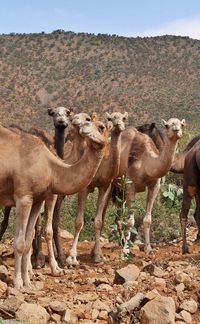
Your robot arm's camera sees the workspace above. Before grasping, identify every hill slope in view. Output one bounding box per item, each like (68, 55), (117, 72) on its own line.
(1, 31), (200, 131)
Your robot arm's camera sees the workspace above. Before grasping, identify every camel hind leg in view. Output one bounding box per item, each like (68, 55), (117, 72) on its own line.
(14, 196), (32, 289)
(143, 179), (161, 254)
(66, 189), (88, 266)
(44, 194), (63, 276)
(0, 207), (12, 240)
(92, 184), (112, 263)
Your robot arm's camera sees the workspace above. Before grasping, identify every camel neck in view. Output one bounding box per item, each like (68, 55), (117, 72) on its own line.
(103, 130), (121, 179)
(170, 151), (186, 173)
(51, 144), (104, 195)
(65, 130), (86, 163)
(145, 136), (177, 178)
(54, 127), (65, 158)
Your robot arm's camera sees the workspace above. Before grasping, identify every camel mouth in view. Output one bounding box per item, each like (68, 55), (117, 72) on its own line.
(80, 128), (105, 146)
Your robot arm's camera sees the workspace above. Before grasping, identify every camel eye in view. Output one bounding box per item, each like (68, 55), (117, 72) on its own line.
(122, 117), (126, 122)
(107, 118), (111, 121)
(86, 117), (91, 122)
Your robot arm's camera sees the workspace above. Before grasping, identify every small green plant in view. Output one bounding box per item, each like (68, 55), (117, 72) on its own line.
(109, 175), (137, 261)
(162, 183), (183, 208)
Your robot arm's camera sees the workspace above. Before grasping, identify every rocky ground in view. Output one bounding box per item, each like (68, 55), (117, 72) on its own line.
(0, 227), (200, 324)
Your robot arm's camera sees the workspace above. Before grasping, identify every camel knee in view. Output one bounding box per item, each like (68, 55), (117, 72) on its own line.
(45, 228), (53, 241)
(94, 218), (102, 231)
(14, 238), (25, 255)
(75, 218), (84, 232)
(143, 214), (151, 227)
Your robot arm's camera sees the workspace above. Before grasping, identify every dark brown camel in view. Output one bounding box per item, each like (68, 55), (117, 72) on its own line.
(180, 140), (200, 254)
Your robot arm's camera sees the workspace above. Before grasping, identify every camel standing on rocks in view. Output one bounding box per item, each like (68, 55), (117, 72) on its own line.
(0, 119), (107, 288)
(0, 106), (71, 242)
(110, 118), (185, 254)
(66, 112), (128, 265)
(179, 140), (200, 254)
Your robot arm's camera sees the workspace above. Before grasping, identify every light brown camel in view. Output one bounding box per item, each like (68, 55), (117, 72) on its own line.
(66, 112), (128, 265)
(0, 119), (107, 288)
(113, 118), (185, 254)
(0, 106), (71, 242)
(66, 118), (185, 264)
(32, 112), (96, 267)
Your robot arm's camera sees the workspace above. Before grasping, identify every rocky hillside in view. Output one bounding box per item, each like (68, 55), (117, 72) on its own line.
(1, 31), (200, 132)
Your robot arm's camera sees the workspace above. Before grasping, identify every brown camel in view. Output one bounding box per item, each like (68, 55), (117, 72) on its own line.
(179, 140), (200, 254)
(0, 106), (71, 242)
(33, 112), (96, 267)
(66, 112), (128, 265)
(111, 118), (185, 254)
(0, 119), (107, 288)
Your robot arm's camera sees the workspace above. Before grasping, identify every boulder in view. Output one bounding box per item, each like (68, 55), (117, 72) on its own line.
(15, 302), (49, 324)
(180, 299), (198, 314)
(114, 264), (140, 284)
(140, 296), (175, 324)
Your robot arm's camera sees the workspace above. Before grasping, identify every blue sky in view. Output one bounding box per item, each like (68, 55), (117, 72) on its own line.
(1, 0), (200, 39)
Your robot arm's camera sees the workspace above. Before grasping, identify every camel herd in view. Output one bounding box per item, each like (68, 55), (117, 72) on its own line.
(0, 107), (198, 290)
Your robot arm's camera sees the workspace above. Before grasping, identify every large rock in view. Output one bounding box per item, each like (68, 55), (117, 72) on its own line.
(1, 295), (25, 313)
(179, 298), (198, 314)
(0, 264), (9, 282)
(114, 264), (140, 284)
(0, 279), (7, 296)
(15, 303), (49, 324)
(49, 300), (66, 314)
(140, 296), (175, 324)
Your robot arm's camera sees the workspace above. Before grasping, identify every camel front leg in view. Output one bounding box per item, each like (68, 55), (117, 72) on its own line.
(22, 200), (44, 288)
(66, 189), (88, 266)
(93, 184), (112, 263)
(14, 196), (32, 289)
(180, 188), (193, 254)
(44, 195), (63, 276)
(143, 179), (161, 254)
(52, 195), (65, 267)
(32, 214), (45, 269)
(193, 192), (200, 241)
(0, 206), (11, 240)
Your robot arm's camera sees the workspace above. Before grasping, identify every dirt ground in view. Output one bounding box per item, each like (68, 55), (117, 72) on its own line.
(0, 227), (200, 323)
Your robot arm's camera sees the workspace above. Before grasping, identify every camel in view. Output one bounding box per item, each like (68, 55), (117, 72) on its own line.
(0, 106), (71, 242)
(0, 119), (107, 288)
(110, 118), (185, 254)
(179, 140), (200, 254)
(66, 112), (128, 265)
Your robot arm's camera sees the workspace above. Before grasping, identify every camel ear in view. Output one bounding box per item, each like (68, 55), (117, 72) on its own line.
(150, 123), (156, 131)
(91, 112), (98, 122)
(68, 108), (74, 116)
(181, 119), (186, 127)
(123, 112), (128, 121)
(162, 119), (168, 127)
(106, 112), (112, 121)
(48, 108), (55, 116)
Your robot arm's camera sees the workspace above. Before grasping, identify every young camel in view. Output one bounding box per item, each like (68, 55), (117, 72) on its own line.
(0, 119), (107, 288)
(66, 112), (128, 265)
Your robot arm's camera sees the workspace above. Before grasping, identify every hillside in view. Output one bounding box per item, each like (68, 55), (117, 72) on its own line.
(1, 31), (200, 131)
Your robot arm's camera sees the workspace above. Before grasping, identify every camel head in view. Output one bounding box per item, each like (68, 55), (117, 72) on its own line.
(79, 120), (107, 149)
(162, 118), (186, 141)
(105, 112), (128, 133)
(71, 113), (92, 128)
(48, 107), (73, 129)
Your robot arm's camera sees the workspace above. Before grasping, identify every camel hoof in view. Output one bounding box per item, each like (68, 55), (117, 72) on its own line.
(57, 255), (67, 268)
(93, 254), (105, 264)
(182, 246), (190, 254)
(32, 253), (46, 269)
(144, 245), (153, 255)
(13, 278), (24, 290)
(66, 256), (79, 266)
(51, 267), (64, 276)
